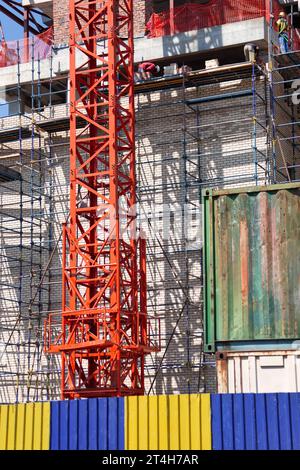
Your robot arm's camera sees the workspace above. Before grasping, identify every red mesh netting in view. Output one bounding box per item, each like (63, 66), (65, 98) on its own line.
(146, 1), (281, 38)
(0, 27), (53, 68)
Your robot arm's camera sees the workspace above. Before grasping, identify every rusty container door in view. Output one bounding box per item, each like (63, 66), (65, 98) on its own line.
(203, 183), (300, 352)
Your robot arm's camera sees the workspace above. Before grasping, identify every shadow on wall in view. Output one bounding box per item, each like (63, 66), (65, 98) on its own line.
(0, 204), (46, 403)
(0, 144), (70, 403)
(0, 176), (26, 404)
(136, 88), (204, 395)
(43, 132), (70, 401)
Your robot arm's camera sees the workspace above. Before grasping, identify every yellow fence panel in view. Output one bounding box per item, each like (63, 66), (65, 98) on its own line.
(125, 394), (211, 450)
(0, 402), (50, 450)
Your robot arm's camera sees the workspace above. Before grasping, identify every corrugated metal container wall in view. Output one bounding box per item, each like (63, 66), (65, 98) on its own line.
(0, 402), (50, 450)
(203, 183), (300, 352)
(216, 350), (300, 393)
(125, 394), (211, 450)
(50, 397), (124, 450)
(211, 393), (300, 450)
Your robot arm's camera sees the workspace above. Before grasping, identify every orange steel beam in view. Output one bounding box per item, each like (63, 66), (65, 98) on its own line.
(44, 0), (159, 399)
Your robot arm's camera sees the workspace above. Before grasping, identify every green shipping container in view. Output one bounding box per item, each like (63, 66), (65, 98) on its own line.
(203, 183), (300, 352)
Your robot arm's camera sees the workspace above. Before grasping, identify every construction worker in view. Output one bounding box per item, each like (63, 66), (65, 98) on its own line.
(276, 12), (290, 54)
(137, 62), (160, 80)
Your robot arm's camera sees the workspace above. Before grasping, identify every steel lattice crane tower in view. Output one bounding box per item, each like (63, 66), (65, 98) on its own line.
(45, 0), (159, 399)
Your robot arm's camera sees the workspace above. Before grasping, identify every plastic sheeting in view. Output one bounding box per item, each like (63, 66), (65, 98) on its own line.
(146, 1), (281, 38)
(0, 27), (53, 68)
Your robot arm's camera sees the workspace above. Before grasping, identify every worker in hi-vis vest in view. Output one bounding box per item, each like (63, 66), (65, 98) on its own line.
(276, 12), (290, 54)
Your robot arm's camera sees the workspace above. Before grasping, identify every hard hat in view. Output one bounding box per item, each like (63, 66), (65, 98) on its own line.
(279, 12), (286, 17)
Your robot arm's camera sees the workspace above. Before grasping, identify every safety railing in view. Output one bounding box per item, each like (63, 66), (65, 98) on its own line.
(44, 311), (161, 354)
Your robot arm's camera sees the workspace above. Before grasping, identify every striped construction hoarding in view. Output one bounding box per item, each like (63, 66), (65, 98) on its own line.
(0, 393), (299, 450)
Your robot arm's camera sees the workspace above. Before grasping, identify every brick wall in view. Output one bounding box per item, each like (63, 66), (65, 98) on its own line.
(53, 0), (69, 45)
(134, 0), (153, 38)
(52, 1), (153, 45)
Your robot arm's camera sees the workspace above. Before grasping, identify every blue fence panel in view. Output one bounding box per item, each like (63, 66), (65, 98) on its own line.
(69, 400), (78, 450)
(211, 393), (300, 450)
(290, 394), (300, 449)
(233, 394), (245, 450)
(255, 394), (268, 450)
(50, 401), (60, 450)
(50, 397), (124, 450)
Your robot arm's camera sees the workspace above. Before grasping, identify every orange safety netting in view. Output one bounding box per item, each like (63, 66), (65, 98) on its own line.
(0, 27), (53, 68)
(146, 0), (281, 38)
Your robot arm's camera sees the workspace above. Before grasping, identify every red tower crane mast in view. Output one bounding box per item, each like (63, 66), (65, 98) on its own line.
(45, 0), (160, 399)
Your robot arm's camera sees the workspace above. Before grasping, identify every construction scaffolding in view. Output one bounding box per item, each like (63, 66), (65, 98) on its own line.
(268, 1), (300, 182)
(0, 39), (68, 402)
(0, 0), (299, 402)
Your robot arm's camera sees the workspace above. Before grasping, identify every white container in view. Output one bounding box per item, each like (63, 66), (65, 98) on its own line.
(216, 350), (300, 393)
(205, 59), (219, 69)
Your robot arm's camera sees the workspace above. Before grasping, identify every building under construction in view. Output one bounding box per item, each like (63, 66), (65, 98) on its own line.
(0, 0), (299, 418)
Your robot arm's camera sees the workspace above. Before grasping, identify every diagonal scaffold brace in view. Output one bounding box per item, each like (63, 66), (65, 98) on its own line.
(44, 0), (160, 399)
